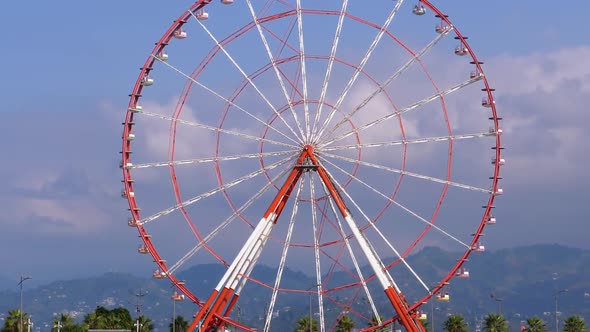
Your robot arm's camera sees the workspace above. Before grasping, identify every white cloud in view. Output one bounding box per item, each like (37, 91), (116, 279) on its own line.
(483, 46), (590, 185)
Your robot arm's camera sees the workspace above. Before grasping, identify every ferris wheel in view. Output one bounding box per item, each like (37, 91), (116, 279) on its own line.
(121, 0), (503, 331)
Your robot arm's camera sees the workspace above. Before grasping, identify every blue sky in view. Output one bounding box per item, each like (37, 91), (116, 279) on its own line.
(1, 0), (589, 286)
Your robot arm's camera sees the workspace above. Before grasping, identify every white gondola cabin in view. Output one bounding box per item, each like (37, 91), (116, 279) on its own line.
(435, 24), (450, 34)
(173, 29), (187, 39)
(155, 51), (169, 61)
(128, 218), (138, 227)
(455, 45), (468, 56)
(128, 105), (142, 113)
(127, 133), (136, 141)
(488, 127), (502, 135)
(221, 0), (234, 4)
(121, 190), (135, 198)
(138, 245), (150, 254)
(472, 242), (485, 252)
(482, 97), (494, 108)
(140, 76), (154, 86)
(486, 216), (497, 225)
(436, 292), (450, 301)
(120, 162), (133, 169)
(413, 4), (426, 15)
(470, 70), (483, 79)
(416, 311), (427, 320)
(172, 292), (186, 301)
(492, 158), (505, 166)
(455, 267), (470, 278)
(153, 270), (167, 279)
(196, 10), (209, 20)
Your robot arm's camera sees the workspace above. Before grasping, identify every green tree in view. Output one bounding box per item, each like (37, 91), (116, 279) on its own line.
(524, 317), (547, 332)
(51, 313), (84, 332)
(295, 316), (318, 332)
(136, 315), (154, 332)
(83, 306), (134, 330)
(367, 315), (388, 332)
(563, 316), (586, 332)
(443, 314), (468, 332)
(483, 313), (508, 332)
(169, 315), (189, 332)
(2, 309), (29, 332)
(336, 315), (355, 332)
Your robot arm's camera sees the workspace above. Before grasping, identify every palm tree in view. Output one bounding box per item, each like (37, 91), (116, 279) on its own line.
(336, 315), (355, 332)
(2, 309), (29, 332)
(52, 313), (77, 332)
(295, 316), (318, 332)
(563, 316), (586, 332)
(443, 314), (468, 332)
(524, 317), (547, 332)
(367, 315), (388, 332)
(169, 315), (189, 332)
(483, 313), (508, 332)
(137, 315), (154, 332)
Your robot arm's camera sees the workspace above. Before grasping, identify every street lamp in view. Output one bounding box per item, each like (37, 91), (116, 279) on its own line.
(307, 284), (320, 332)
(26, 318), (33, 332)
(490, 293), (504, 315)
(431, 299), (435, 332)
(54, 320), (63, 332)
(18, 275), (32, 332)
(172, 290), (185, 332)
(554, 289), (567, 332)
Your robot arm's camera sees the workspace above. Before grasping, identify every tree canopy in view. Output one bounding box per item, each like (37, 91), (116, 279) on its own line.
(443, 314), (468, 332)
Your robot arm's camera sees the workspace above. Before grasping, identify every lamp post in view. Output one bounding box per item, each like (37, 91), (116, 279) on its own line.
(554, 289), (567, 332)
(490, 293), (503, 315)
(307, 284), (320, 332)
(18, 275), (32, 332)
(54, 320), (63, 332)
(172, 290), (185, 332)
(26, 318), (32, 332)
(431, 299), (435, 332)
(133, 289), (147, 332)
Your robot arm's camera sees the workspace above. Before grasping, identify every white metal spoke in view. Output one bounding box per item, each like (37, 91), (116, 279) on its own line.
(167, 165), (293, 275)
(190, 11), (304, 144)
(317, 176), (382, 324)
(313, 0), (405, 143)
(319, 77), (482, 147)
(138, 155), (295, 225)
(320, 156), (471, 251)
(319, 165), (401, 292)
(312, 0), (348, 139)
(321, 151), (492, 194)
(326, 28), (453, 136)
(245, 1), (306, 141)
(139, 109), (298, 149)
(295, 0), (311, 142)
(309, 173), (326, 332)
(263, 179), (305, 332)
(321, 132), (494, 152)
(319, 163), (430, 293)
(130, 149), (297, 169)
(152, 56), (301, 146)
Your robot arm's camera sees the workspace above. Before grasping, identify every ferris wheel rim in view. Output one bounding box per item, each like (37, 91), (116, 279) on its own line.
(121, 1), (503, 331)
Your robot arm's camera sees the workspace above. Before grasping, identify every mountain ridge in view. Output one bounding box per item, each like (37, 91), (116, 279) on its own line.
(1, 244), (588, 331)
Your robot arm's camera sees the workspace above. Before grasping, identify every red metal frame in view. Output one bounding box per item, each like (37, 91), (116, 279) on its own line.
(121, 1), (503, 331)
(187, 145), (425, 332)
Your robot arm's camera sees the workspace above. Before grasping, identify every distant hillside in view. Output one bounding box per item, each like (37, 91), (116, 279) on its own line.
(0, 244), (588, 331)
